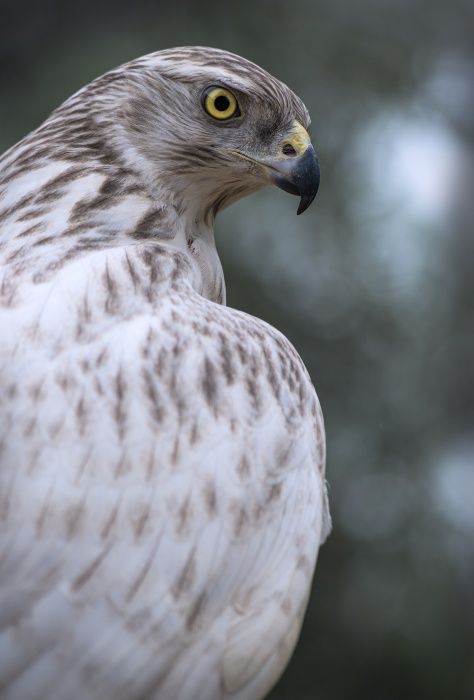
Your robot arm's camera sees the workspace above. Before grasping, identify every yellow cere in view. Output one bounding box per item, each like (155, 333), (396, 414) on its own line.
(204, 87), (238, 120)
(283, 121), (311, 157)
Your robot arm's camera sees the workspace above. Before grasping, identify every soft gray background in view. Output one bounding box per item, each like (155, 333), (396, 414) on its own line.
(1, 1), (473, 698)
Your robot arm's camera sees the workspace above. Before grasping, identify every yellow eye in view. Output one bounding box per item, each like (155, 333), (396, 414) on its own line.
(203, 87), (240, 120)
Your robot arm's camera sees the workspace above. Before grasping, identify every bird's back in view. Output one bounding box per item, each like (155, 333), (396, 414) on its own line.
(0, 238), (328, 700)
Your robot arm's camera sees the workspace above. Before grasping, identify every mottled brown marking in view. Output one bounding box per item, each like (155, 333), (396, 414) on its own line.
(130, 208), (165, 240)
(27, 380), (43, 403)
(275, 442), (292, 472)
(96, 347), (108, 367)
(317, 439), (324, 463)
(298, 382), (307, 415)
(133, 502), (152, 539)
(203, 481), (217, 517)
(61, 223), (94, 238)
(99, 176), (122, 197)
(64, 500), (86, 538)
(201, 356), (218, 412)
(186, 591), (207, 632)
(32, 235), (56, 247)
(189, 421), (199, 445)
(79, 294), (92, 326)
(0, 471), (14, 520)
(0, 275), (18, 307)
(0, 192), (33, 221)
(69, 188), (118, 222)
(219, 332), (235, 384)
(80, 358), (91, 373)
(17, 221), (47, 238)
(6, 382), (17, 399)
(126, 543), (158, 602)
(72, 546), (110, 591)
(75, 395), (86, 434)
(253, 501), (266, 523)
(171, 256), (183, 284)
(246, 376), (262, 414)
(171, 436), (180, 465)
(41, 165), (92, 193)
(154, 347), (167, 376)
(237, 342), (247, 364)
(278, 350), (288, 380)
(16, 207), (48, 223)
(124, 251), (139, 288)
(237, 455), (251, 480)
(56, 372), (70, 392)
(35, 483), (55, 536)
(172, 551), (196, 600)
(266, 482), (282, 503)
(141, 341), (150, 360)
(103, 263), (119, 314)
(263, 346), (280, 398)
(113, 368), (127, 440)
(142, 368), (164, 424)
(176, 496), (193, 535)
(101, 501), (120, 540)
(5, 245), (25, 263)
(171, 339), (183, 358)
(231, 501), (249, 538)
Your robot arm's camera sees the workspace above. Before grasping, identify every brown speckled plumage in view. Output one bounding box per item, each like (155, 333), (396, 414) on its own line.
(0, 47), (329, 700)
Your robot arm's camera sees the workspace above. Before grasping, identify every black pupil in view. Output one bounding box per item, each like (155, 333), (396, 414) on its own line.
(214, 95), (230, 112)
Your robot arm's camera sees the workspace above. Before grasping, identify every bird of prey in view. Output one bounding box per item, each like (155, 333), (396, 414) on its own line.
(0, 47), (330, 700)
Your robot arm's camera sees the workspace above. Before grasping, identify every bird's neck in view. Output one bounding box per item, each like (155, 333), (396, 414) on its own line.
(0, 140), (226, 305)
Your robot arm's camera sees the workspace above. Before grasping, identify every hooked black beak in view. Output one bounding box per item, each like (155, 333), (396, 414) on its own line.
(228, 121), (320, 214)
(270, 145), (320, 215)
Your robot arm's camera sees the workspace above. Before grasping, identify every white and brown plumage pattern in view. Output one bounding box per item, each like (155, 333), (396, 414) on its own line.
(0, 47), (330, 700)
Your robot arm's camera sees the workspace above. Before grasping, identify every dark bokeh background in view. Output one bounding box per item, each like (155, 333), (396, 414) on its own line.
(1, 1), (473, 698)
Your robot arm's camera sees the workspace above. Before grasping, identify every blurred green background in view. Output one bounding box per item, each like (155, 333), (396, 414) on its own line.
(1, 0), (473, 698)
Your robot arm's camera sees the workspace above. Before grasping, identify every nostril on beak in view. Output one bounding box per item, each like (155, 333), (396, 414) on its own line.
(281, 142), (297, 157)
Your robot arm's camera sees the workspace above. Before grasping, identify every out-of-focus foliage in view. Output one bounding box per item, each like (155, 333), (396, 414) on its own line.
(1, 1), (473, 698)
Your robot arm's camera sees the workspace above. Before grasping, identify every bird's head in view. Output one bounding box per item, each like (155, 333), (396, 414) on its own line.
(108, 47), (320, 221)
